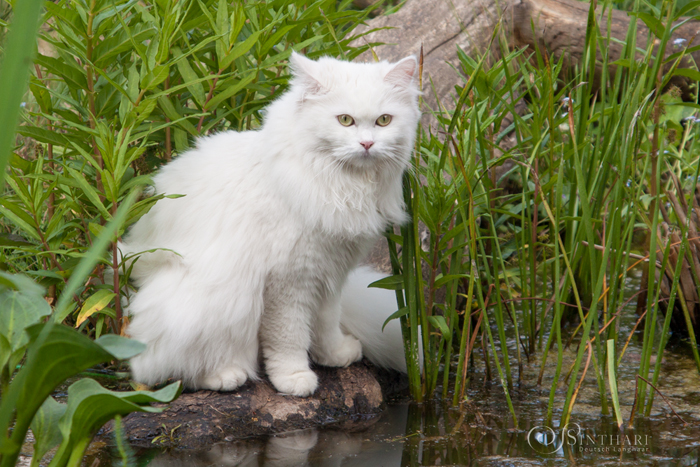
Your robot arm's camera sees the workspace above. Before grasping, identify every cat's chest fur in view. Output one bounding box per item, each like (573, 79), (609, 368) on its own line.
(264, 228), (373, 305)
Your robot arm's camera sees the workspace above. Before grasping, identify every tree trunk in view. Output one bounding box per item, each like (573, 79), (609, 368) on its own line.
(355, 0), (700, 113)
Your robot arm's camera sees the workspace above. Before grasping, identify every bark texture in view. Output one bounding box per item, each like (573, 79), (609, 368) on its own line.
(355, 0), (700, 114)
(102, 362), (406, 450)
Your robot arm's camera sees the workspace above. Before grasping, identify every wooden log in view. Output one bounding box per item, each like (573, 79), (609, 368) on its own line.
(101, 362), (406, 449)
(511, 0), (700, 100)
(355, 0), (700, 113)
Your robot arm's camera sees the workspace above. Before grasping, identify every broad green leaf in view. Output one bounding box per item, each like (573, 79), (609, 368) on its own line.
(0, 323), (115, 463)
(30, 397), (66, 464)
(50, 379), (180, 466)
(0, 289), (51, 353)
(672, 68), (700, 82)
(29, 80), (52, 113)
(95, 334), (146, 360)
(92, 0), (139, 33)
(0, 272), (44, 295)
(0, 334), (11, 384)
(633, 11), (665, 38)
(75, 290), (116, 327)
(174, 127), (188, 152)
(215, 0), (230, 66)
(156, 96), (198, 135)
(134, 97), (158, 125)
(433, 273), (470, 289)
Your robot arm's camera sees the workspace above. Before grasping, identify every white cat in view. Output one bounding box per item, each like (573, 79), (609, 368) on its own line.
(120, 52), (419, 396)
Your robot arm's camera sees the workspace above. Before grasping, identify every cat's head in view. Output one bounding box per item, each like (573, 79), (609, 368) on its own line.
(279, 52), (420, 173)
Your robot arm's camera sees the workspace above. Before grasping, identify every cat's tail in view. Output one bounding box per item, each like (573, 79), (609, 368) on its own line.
(340, 266), (407, 373)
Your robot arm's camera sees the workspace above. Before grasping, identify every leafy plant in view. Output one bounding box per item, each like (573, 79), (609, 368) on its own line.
(382, 0), (700, 428)
(0, 193), (181, 467)
(4, 0), (378, 336)
(0, 3), (180, 465)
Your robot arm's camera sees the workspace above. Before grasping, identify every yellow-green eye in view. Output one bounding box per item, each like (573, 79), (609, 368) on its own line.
(338, 114), (354, 126)
(376, 114), (392, 126)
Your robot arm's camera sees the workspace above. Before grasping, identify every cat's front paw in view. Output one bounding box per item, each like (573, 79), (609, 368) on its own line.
(198, 366), (248, 392)
(312, 334), (362, 368)
(269, 369), (318, 397)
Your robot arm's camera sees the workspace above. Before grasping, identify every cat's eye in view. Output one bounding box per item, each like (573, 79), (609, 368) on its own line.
(376, 114), (392, 127)
(338, 114), (355, 126)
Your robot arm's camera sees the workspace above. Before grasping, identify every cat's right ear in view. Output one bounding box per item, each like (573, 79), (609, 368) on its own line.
(290, 52), (325, 97)
(384, 56), (418, 89)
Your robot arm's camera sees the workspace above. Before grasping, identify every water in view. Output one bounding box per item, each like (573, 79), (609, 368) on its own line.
(88, 271), (700, 466)
(89, 345), (700, 466)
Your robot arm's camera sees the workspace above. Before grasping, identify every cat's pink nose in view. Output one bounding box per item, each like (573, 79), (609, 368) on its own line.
(360, 141), (374, 150)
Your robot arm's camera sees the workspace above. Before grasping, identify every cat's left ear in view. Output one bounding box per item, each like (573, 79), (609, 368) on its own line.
(384, 56), (418, 88)
(290, 52), (325, 96)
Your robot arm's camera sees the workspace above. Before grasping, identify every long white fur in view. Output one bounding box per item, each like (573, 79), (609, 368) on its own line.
(340, 267), (407, 373)
(120, 53), (420, 396)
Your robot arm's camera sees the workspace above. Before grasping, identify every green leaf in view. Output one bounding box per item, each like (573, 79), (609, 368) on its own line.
(672, 68), (700, 82)
(0, 233), (34, 247)
(215, 0), (230, 66)
(17, 126), (69, 147)
(95, 334), (146, 360)
(0, 272), (44, 295)
(75, 289), (116, 327)
(219, 31), (262, 70)
(382, 307), (408, 332)
(0, 323), (115, 463)
(64, 166), (112, 220)
(141, 64), (170, 90)
(29, 80), (52, 114)
(173, 48), (206, 106)
(428, 315), (451, 340)
(33, 54), (88, 91)
(368, 274), (405, 290)
(433, 273), (470, 289)
(50, 379), (180, 466)
(606, 340), (623, 428)
(674, 1), (700, 20)
(0, 198), (40, 241)
(633, 11), (665, 38)
(0, 0), (45, 186)
(0, 289), (51, 354)
(54, 189), (140, 321)
(30, 397), (66, 464)
(205, 72), (256, 110)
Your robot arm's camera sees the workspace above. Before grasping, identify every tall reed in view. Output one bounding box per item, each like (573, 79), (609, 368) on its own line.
(383, 0), (700, 427)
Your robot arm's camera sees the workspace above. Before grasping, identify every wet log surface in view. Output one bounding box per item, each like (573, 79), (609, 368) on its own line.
(101, 361), (407, 450)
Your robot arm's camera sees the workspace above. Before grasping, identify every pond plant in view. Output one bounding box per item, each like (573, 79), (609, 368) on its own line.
(1, 0), (700, 464)
(381, 0), (700, 431)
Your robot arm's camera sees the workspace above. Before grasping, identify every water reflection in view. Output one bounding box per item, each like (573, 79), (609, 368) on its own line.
(120, 398), (699, 466)
(140, 405), (407, 466)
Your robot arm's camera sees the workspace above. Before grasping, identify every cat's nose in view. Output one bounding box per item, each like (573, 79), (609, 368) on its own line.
(360, 141), (374, 150)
